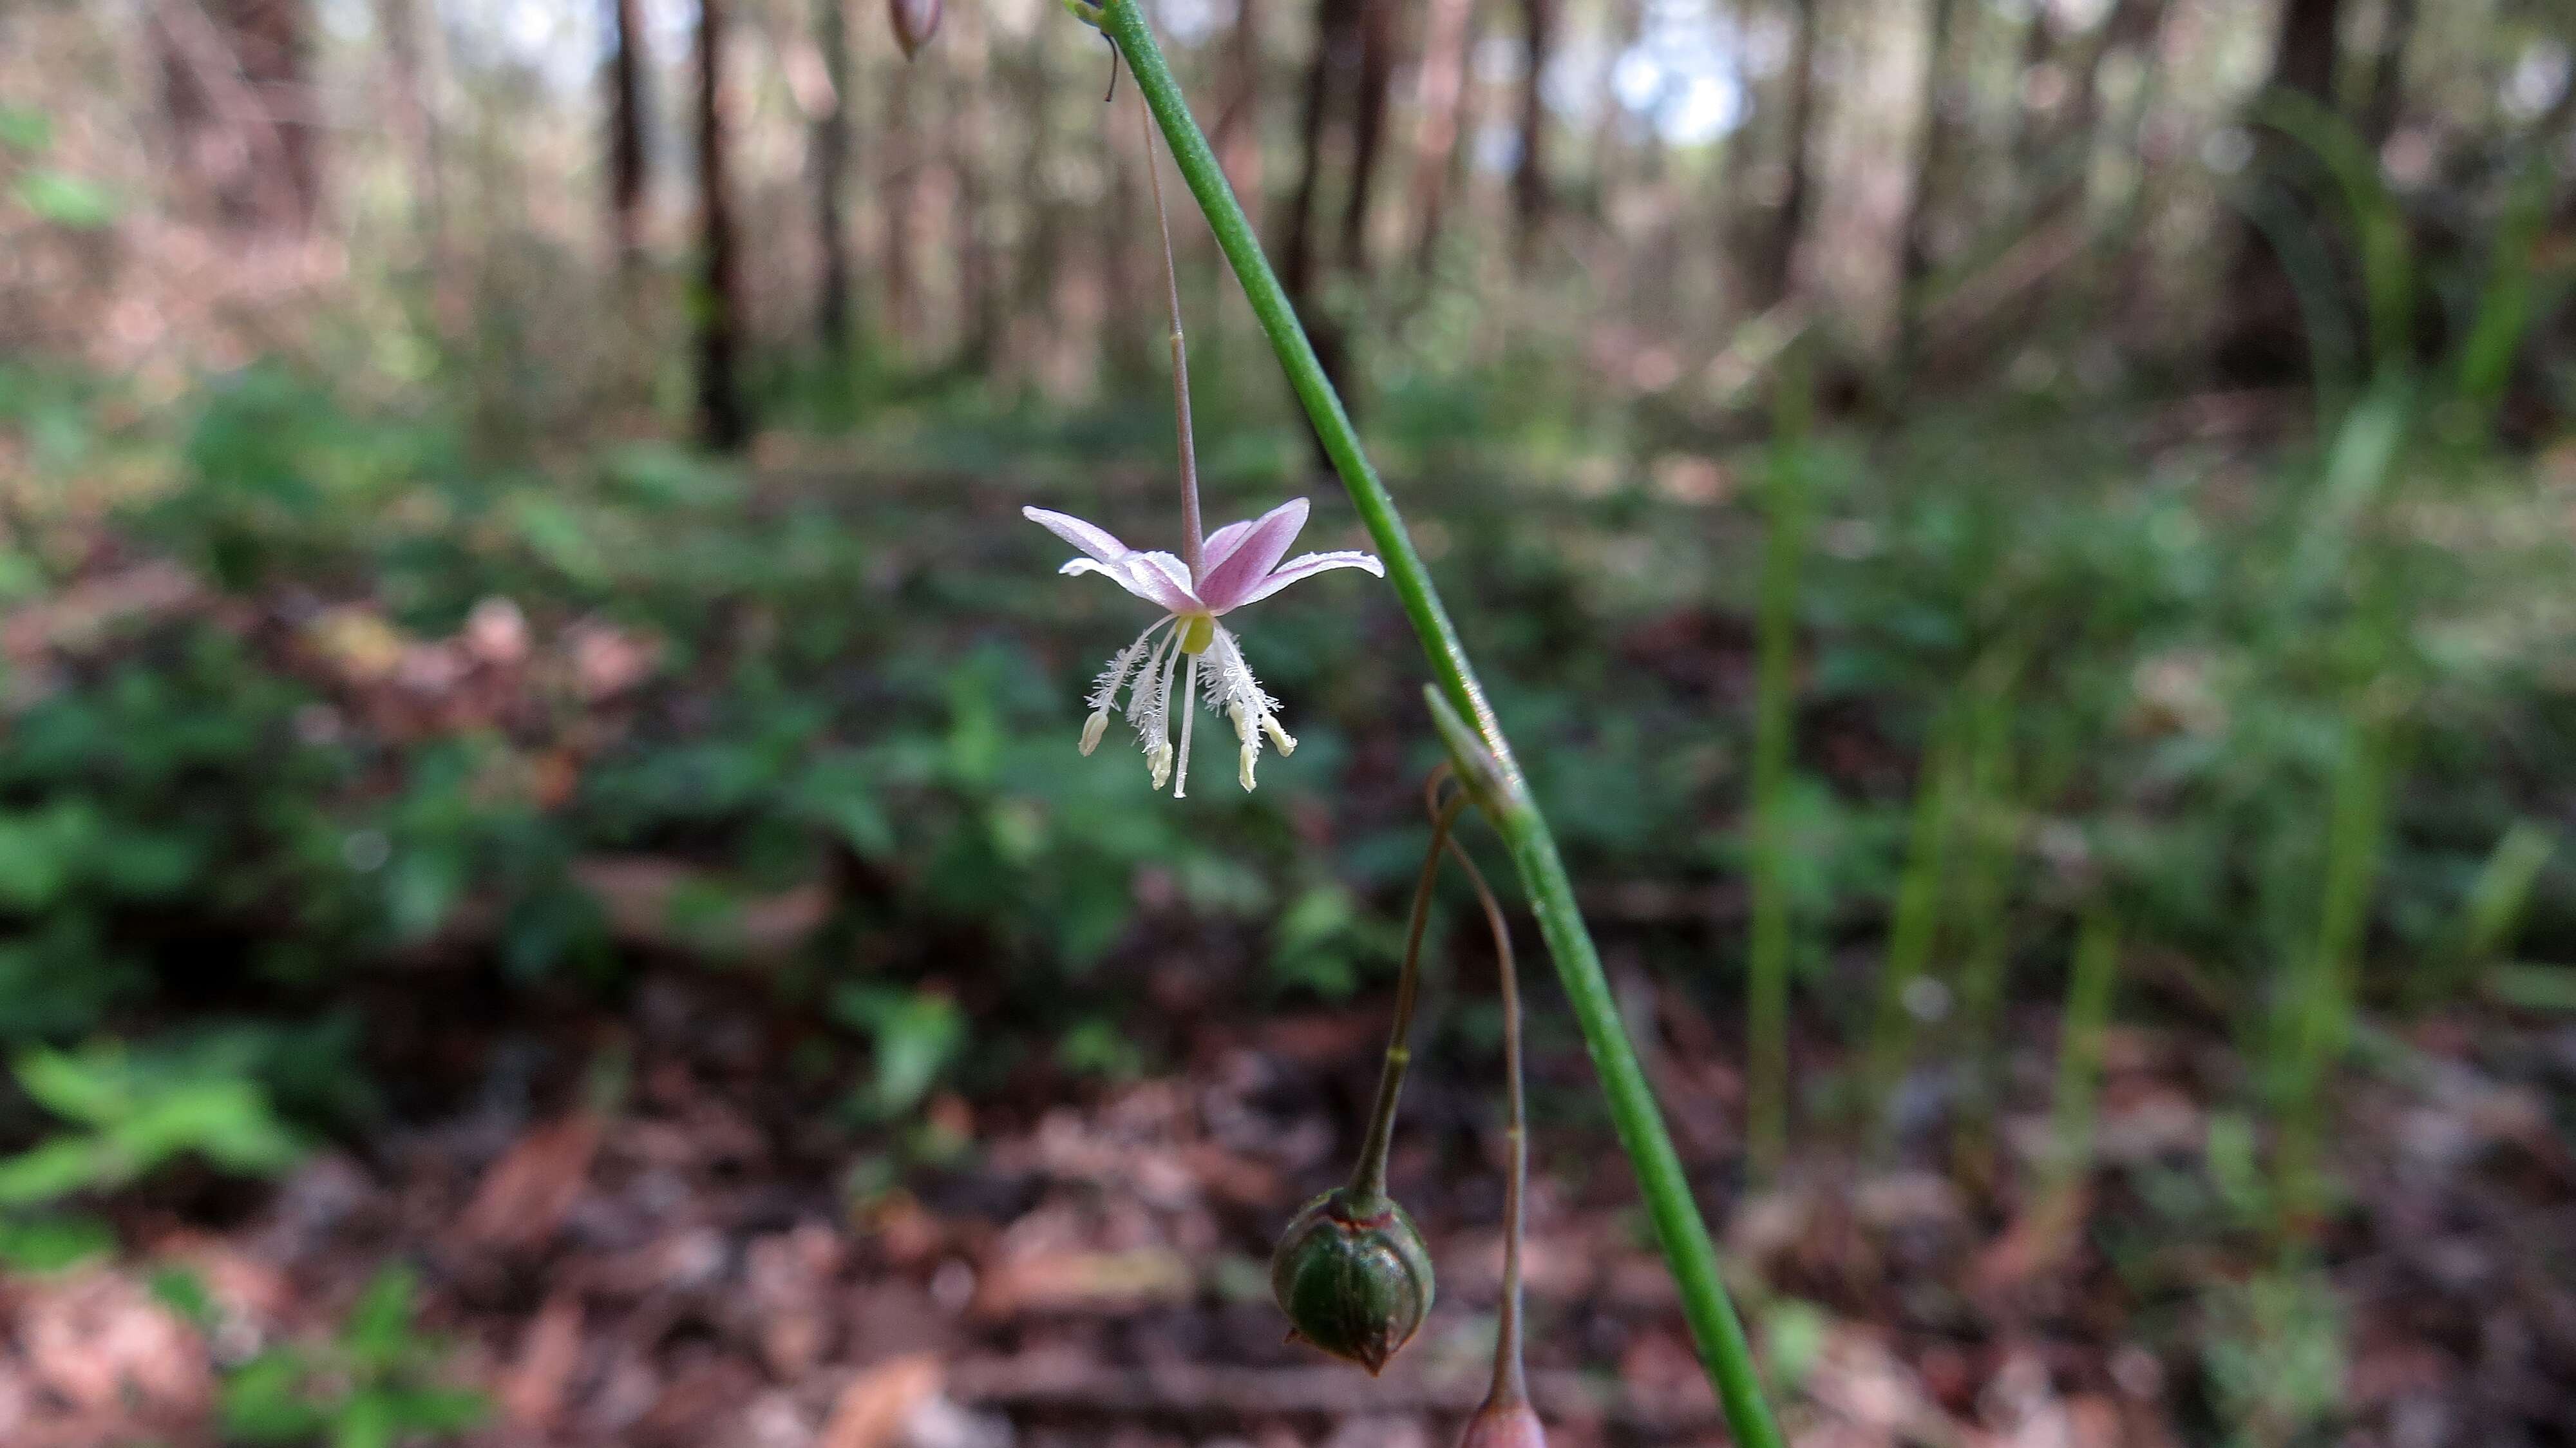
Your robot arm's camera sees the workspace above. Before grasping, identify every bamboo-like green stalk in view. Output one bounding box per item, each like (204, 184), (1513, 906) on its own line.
(1096, 7), (1783, 1445)
(1861, 708), (1959, 1148)
(2273, 711), (2391, 1247)
(1947, 657), (2022, 1164)
(1746, 351), (1812, 1181)
(2041, 906), (2121, 1214)
(2411, 819), (2553, 1013)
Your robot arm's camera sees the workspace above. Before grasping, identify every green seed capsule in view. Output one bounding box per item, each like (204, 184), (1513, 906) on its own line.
(1270, 1186), (1434, 1374)
(1455, 1398), (1546, 1448)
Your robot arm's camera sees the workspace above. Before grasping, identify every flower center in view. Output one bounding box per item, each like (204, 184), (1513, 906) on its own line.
(1177, 613), (1216, 655)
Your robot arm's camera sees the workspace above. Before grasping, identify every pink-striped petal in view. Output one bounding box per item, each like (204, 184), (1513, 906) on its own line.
(1195, 499), (1310, 612)
(1198, 516), (1260, 576)
(1229, 550), (1385, 608)
(1023, 506), (1132, 564)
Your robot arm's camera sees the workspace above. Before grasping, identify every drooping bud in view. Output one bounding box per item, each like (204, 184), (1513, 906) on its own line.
(888, 0), (940, 57)
(1271, 1186), (1434, 1375)
(1456, 1397), (1546, 1448)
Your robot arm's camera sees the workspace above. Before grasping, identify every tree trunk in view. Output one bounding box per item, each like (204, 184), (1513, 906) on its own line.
(1280, 0), (1358, 390)
(813, 0), (855, 355)
(1750, 0), (1816, 307)
(695, 0), (749, 450)
(1212, 0), (1266, 227)
(155, 0), (319, 232)
(608, 0), (651, 272)
(1510, 0), (1554, 269)
(377, 0), (460, 333)
(882, 62), (917, 351)
(2362, 0), (2414, 149)
(949, 0), (999, 367)
(1897, 0), (1960, 363)
(2219, 0), (2345, 379)
(1335, 0), (1397, 273)
(1405, 0), (1477, 274)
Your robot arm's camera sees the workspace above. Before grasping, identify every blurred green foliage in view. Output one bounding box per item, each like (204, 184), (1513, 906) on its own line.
(176, 1264), (489, 1448)
(1, 332), (2572, 1234)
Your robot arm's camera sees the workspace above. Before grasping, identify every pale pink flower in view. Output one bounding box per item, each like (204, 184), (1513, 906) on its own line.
(1025, 499), (1383, 795)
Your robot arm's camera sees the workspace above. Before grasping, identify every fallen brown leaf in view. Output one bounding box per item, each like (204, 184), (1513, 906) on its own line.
(501, 1291), (586, 1433)
(461, 1111), (604, 1251)
(819, 1353), (946, 1448)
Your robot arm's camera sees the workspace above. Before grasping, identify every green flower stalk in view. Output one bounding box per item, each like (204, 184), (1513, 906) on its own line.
(1079, 7), (1785, 1443)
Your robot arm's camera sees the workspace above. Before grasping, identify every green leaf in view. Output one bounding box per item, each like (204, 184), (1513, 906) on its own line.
(0, 1135), (128, 1206)
(13, 170), (118, 229)
(0, 1213), (116, 1273)
(0, 105), (53, 151)
(832, 986), (965, 1118)
(150, 1264), (218, 1327)
(343, 1265), (420, 1373)
(221, 1351), (330, 1443)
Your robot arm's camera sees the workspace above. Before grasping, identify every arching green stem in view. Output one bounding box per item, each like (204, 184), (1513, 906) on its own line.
(1094, 6), (1785, 1443)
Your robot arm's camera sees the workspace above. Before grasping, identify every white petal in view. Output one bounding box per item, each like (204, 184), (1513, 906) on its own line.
(1126, 551), (1206, 614)
(1059, 555), (1203, 615)
(1228, 550), (1386, 608)
(1023, 506), (1133, 563)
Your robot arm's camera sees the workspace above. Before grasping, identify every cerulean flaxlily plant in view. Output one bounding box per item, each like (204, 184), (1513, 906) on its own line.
(1025, 499), (1382, 796)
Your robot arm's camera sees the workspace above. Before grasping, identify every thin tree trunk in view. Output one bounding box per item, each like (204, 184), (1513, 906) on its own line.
(1212, 0), (1266, 227)
(1281, 0), (1353, 303)
(949, 0), (999, 366)
(1405, 0), (1476, 274)
(607, 0), (651, 271)
(883, 62), (916, 350)
(1510, 0), (1554, 269)
(1898, 0), (1961, 363)
(378, 0), (460, 332)
(2362, 0), (2414, 148)
(156, 0), (318, 232)
(2220, 0), (2345, 379)
(1335, 0), (1397, 273)
(695, 0), (749, 450)
(813, 0), (855, 355)
(2011, 0), (2062, 169)
(1280, 0), (1357, 391)
(1751, 0), (1816, 307)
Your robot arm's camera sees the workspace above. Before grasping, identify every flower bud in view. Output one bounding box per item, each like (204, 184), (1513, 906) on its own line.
(1456, 1398), (1546, 1448)
(1271, 1186), (1434, 1375)
(888, 0), (940, 57)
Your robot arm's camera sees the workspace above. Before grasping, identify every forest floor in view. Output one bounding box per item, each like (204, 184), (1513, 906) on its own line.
(6, 952), (2573, 1448)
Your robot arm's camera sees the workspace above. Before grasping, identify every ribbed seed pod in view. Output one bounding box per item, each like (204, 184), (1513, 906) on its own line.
(1269, 1186), (1434, 1375)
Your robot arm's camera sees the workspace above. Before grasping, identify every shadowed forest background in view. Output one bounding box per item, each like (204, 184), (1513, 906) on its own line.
(2, 0), (2575, 1443)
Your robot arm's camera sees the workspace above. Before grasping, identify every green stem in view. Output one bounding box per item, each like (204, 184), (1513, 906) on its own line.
(2041, 905), (2121, 1211)
(1862, 706), (1958, 1151)
(1100, 8), (1783, 1445)
(1745, 351), (1811, 1181)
